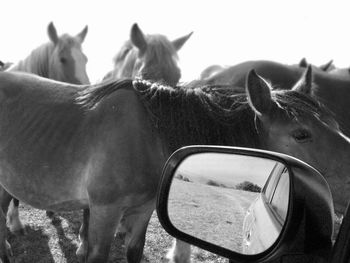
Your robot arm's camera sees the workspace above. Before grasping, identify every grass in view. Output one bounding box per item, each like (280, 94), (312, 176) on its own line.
(7, 201), (230, 262)
(168, 179), (257, 252)
(7, 181), (340, 262)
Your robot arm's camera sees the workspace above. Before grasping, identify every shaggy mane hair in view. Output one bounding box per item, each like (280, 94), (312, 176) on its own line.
(76, 78), (333, 152)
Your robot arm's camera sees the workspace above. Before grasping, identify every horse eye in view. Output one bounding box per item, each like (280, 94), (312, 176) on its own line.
(60, 57), (67, 64)
(292, 129), (312, 142)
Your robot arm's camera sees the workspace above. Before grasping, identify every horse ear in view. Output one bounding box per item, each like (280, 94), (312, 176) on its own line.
(319, 60), (334, 72)
(299, 57), (308, 68)
(47, 22), (58, 44)
(172, 32), (193, 51)
(292, 65), (313, 95)
(77, 25), (88, 43)
(130, 23), (147, 54)
(246, 70), (274, 116)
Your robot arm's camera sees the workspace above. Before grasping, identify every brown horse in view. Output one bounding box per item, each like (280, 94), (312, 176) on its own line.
(0, 67), (349, 262)
(5, 21), (90, 236)
(199, 58), (334, 81)
(329, 66), (350, 80)
(103, 23), (192, 86)
(0, 62), (12, 72)
(297, 57), (335, 71)
(200, 60), (350, 139)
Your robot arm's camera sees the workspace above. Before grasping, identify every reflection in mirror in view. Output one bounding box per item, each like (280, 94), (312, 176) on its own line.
(167, 152), (290, 255)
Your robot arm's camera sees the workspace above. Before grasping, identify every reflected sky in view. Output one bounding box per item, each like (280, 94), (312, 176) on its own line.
(175, 153), (277, 188)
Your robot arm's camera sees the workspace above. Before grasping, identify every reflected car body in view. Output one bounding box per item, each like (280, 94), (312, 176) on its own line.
(242, 162), (290, 254)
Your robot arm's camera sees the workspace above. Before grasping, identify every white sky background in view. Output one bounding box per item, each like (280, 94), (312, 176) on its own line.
(1, 0), (350, 83)
(176, 153), (277, 187)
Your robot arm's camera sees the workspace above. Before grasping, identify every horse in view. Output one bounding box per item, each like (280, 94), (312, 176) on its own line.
(0, 62), (12, 72)
(329, 66), (350, 80)
(104, 22), (191, 238)
(297, 58), (350, 81)
(199, 58), (334, 83)
(5, 21), (90, 236)
(8, 22), (89, 84)
(200, 60), (350, 138)
(103, 23), (192, 86)
(0, 65), (349, 263)
(199, 64), (227, 79)
(297, 57), (335, 71)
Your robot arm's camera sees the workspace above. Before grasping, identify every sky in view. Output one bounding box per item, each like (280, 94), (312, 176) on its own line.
(1, 0), (350, 83)
(175, 153), (278, 187)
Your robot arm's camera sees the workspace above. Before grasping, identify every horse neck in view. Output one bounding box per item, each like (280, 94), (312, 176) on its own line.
(10, 43), (52, 78)
(134, 81), (262, 153)
(313, 72), (350, 135)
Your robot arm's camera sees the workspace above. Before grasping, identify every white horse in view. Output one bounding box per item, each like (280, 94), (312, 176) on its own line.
(6, 21), (90, 235)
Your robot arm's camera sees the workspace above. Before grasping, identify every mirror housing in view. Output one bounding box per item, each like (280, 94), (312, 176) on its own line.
(157, 146), (334, 262)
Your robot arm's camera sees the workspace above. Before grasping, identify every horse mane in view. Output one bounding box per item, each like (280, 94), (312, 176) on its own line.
(76, 78), (133, 109)
(133, 79), (260, 151)
(112, 35), (179, 81)
(142, 34), (179, 60)
(113, 41), (134, 66)
(134, 79), (334, 151)
(10, 42), (54, 77)
(76, 78), (331, 152)
(114, 35), (178, 65)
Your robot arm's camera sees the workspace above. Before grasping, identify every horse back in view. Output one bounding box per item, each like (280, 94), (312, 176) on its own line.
(205, 60), (350, 136)
(0, 72), (167, 209)
(0, 72), (90, 206)
(206, 60), (303, 88)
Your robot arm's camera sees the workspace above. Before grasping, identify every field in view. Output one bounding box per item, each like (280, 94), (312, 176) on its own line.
(168, 179), (258, 252)
(4, 179), (342, 262)
(7, 187), (252, 263)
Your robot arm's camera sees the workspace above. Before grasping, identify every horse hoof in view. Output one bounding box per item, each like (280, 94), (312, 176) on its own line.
(0, 241), (13, 263)
(0, 256), (11, 263)
(5, 241), (12, 257)
(46, 211), (55, 218)
(76, 254), (85, 263)
(8, 225), (26, 236)
(115, 231), (126, 240)
(76, 243), (87, 263)
(10, 225), (27, 236)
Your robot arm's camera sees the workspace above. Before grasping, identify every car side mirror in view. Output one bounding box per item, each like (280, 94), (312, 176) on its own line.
(157, 146), (334, 262)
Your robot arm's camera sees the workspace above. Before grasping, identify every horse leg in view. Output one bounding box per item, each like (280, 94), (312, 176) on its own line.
(124, 199), (155, 263)
(86, 204), (122, 263)
(0, 187), (14, 262)
(76, 208), (89, 263)
(6, 198), (25, 235)
(166, 239), (191, 263)
(115, 215), (127, 239)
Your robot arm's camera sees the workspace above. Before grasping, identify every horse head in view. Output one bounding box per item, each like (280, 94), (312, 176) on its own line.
(111, 23), (192, 86)
(47, 22), (90, 84)
(298, 57), (335, 72)
(247, 66), (350, 214)
(0, 61), (13, 72)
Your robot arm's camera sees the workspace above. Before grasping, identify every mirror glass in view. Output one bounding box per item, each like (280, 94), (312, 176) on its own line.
(167, 152), (290, 255)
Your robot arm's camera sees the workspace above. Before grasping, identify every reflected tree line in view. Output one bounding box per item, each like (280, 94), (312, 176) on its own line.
(175, 174), (261, 193)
